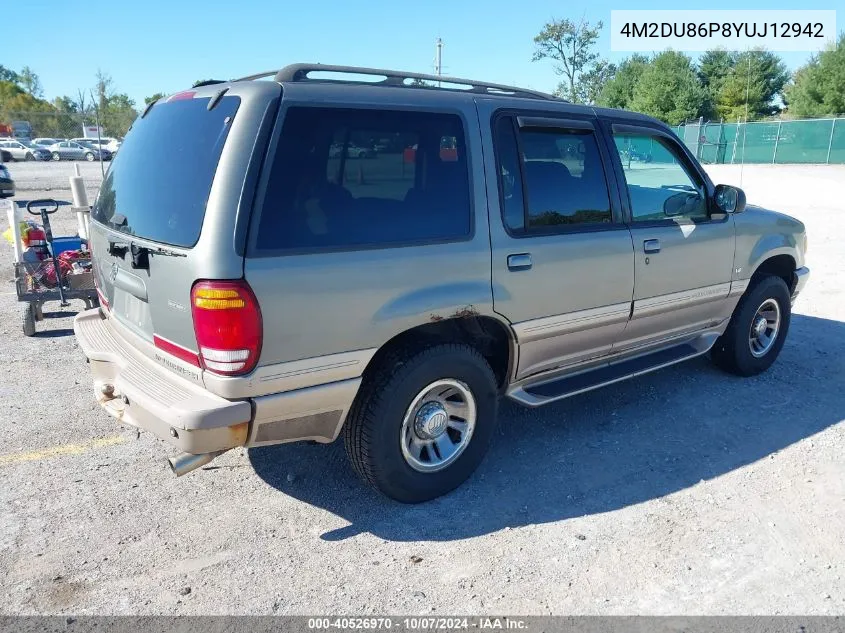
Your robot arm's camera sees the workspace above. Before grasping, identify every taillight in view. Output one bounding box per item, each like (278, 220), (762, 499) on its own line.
(190, 280), (262, 376)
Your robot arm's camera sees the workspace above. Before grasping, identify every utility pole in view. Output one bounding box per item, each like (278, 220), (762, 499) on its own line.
(434, 37), (443, 86)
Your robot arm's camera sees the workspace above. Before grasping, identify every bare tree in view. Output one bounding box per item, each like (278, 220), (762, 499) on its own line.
(95, 69), (114, 114)
(532, 18), (603, 102)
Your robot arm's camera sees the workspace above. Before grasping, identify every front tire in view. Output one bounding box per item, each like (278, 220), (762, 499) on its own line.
(711, 275), (791, 376)
(85, 152), (95, 162)
(51, 152), (60, 161)
(343, 343), (498, 503)
(25, 152), (34, 161)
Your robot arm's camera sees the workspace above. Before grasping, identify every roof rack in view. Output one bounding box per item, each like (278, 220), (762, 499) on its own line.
(232, 63), (562, 102)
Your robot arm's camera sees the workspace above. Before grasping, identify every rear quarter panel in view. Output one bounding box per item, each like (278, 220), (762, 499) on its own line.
(243, 85), (497, 380)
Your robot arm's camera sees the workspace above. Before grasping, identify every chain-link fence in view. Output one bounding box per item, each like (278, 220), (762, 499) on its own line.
(0, 110), (136, 169)
(677, 117), (845, 165)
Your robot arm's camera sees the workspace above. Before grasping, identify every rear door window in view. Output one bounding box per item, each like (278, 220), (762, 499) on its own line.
(494, 116), (613, 233)
(92, 95), (240, 247)
(251, 107), (471, 252)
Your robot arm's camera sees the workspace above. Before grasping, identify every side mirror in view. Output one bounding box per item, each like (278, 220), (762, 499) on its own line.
(714, 184), (746, 214)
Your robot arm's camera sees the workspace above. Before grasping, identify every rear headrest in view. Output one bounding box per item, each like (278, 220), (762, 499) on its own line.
(523, 160), (574, 188)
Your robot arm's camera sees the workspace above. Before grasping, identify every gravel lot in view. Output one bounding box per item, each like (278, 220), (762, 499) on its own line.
(0, 162), (843, 615)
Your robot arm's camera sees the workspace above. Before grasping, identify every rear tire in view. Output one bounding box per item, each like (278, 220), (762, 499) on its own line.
(711, 275), (791, 376)
(85, 152), (95, 162)
(21, 303), (36, 337)
(343, 343), (498, 503)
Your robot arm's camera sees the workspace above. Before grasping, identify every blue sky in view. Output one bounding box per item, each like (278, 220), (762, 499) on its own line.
(9, 0), (843, 108)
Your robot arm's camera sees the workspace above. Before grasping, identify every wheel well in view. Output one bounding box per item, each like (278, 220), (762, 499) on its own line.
(364, 316), (514, 391)
(752, 254), (796, 293)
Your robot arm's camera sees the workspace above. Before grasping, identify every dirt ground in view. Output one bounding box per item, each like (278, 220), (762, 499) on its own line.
(0, 161), (843, 615)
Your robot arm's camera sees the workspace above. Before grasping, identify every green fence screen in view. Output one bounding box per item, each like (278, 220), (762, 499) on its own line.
(676, 118), (845, 165)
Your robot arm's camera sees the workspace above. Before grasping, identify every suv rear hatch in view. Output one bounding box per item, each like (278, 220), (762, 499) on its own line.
(88, 82), (280, 383)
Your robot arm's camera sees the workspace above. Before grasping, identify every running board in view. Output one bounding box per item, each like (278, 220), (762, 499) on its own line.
(508, 333), (718, 408)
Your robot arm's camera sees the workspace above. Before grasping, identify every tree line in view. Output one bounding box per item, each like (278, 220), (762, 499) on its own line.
(533, 20), (845, 125)
(0, 68), (224, 140)
(0, 65), (138, 138)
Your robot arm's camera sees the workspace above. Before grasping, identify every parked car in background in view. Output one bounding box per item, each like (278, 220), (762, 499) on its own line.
(77, 140), (113, 160)
(32, 138), (62, 147)
(72, 137), (121, 153)
(0, 163), (15, 198)
(74, 63), (809, 503)
(0, 139), (51, 161)
(329, 141), (375, 158)
(45, 140), (111, 162)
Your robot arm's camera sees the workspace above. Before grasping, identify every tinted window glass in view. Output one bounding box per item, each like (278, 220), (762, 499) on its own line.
(520, 128), (612, 229)
(92, 96), (239, 247)
(493, 117), (526, 232)
(613, 133), (707, 222)
(254, 107), (471, 251)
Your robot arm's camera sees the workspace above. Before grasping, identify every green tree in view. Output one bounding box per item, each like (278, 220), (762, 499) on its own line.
(597, 54), (648, 109)
(19, 66), (43, 98)
(785, 33), (845, 117)
(629, 51), (707, 125)
(571, 60), (616, 105)
(698, 49), (734, 94)
(144, 92), (166, 105)
(53, 96), (78, 112)
(103, 94), (138, 138)
(0, 65), (20, 84)
(713, 50), (788, 120)
(0, 80), (61, 137)
(533, 18), (604, 102)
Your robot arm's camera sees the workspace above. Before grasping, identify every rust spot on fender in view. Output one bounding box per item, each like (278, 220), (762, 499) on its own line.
(452, 305), (479, 318)
(430, 305), (479, 322)
(229, 421), (250, 446)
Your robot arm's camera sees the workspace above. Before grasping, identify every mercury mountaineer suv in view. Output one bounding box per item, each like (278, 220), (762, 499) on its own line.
(74, 64), (809, 502)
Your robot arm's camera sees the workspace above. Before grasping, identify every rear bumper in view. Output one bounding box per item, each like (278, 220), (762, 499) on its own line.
(792, 266), (810, 302)
(73, 309), (361, 456)
(74, 309), (252, 454)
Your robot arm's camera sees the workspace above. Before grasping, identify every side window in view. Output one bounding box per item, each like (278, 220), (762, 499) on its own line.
(613, 133), (708, 222)
(255, 107), (471, 251)
(493, 117), (526, 232)
(494, 116), (613, 233)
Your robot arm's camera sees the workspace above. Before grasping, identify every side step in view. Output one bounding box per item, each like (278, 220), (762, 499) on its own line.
(508, 334), (717, 407)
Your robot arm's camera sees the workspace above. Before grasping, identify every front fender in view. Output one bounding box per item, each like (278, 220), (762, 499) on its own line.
(734, 206), (805, 277)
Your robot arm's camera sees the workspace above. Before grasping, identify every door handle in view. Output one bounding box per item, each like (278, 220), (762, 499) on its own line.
(507, 253), (533, 271)
(643, 239), (661, 254)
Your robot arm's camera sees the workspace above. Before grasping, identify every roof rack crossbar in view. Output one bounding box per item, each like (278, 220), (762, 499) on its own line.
(233, 63), (561, 101)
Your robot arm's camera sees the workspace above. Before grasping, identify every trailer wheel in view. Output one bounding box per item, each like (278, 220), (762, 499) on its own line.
(21, 303), (36, 337)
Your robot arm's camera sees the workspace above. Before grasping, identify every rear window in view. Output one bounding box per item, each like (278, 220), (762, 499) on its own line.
(92, 95), (239, 247)
(251, 106), (471, 253)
